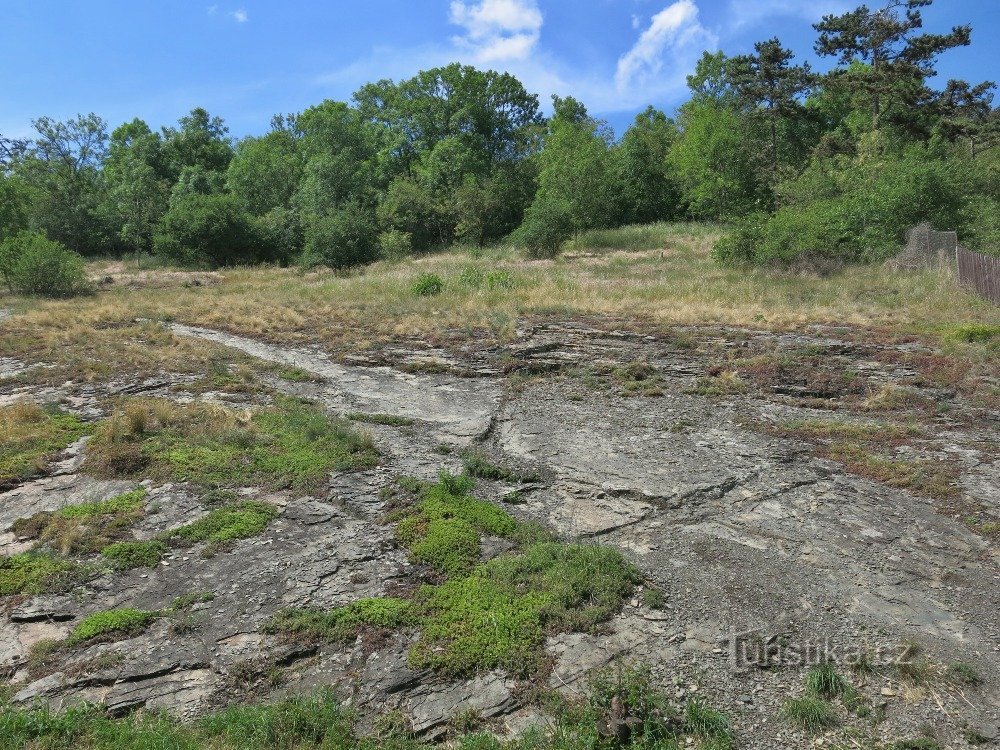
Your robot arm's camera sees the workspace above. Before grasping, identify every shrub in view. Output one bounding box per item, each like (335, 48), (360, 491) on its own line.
(512, 195), (573, 259)
(300, 207), (379, 269)
(412, 272), (444, 296)
(378, 229), (412, 261)
(0, 231), (86, 297)
(154, 193), (263, 267)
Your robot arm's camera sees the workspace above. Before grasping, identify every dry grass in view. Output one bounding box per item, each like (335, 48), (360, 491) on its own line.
(1, 224), (997, 376)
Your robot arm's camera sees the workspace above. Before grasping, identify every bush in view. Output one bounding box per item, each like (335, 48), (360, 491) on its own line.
(0, 231), (86, 297)
(412, 272), (444, 296)
(378, 229), (412, 261)
(154, 193), (263, 267)
(512, 196), (573, 259)
(300, 206), (379, 269)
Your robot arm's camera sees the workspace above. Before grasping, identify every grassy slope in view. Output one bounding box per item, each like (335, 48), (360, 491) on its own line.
(0, 223), (996, 385)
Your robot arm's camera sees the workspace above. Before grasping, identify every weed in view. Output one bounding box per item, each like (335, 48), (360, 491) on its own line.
(461, 450), (513, 481)
(946, 661), (981, 686)
(614, 361), (664, 397)
(275, 366), (320, 383)
(684, 700), (732, 741)
(805, 662), (851, 699)
(86, 397), (378, 493)
(948, 323), (1000, 344)
(895, 740), (943, 750)
(348, 412), (415, 427)
(67, 608), (158, 644)
(641, 588), (666, 609)
(689, 371), (747, 396)
(781, 696), (839, 732)
(0, 552), (83, 596)
(101, 539), (167, 570)
(412, 273), (444, 296)
(0, 403), (90, 488)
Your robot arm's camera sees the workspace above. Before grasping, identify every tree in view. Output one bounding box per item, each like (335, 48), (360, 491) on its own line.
(15, 113), (111, 254)
(612, 107), (682, 224)
(731, 38), (815, 176)
(669, 100), (762, 219)
(936, 80), (999, 157)
(154, 193), (260, 267)
(109, 154), (167, 263)
(160, 107), (233, 181)
(529, 96), (615, 235)
(227, 120), (303, 215)
(814, 0), (971, 132)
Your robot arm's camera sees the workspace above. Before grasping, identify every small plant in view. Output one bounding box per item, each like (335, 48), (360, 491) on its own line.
(412, 272), (444, 296)
(641, 588), (666, 610)
(684, 699), (732, 741)
(160, 501), (279, 551)
(378, 229), (412, 261)
(0, 403), (90, 488)
(805, 662), (851, 699)
(461, 449), (512, 481)
(894, 739), (943, 750)
(946, 661), (981, 685)
(781, 696), (839, 732)
(68, 608), (158, 644)
(689, 371), (748, 396)
(0, 552), (83, 596)
(0, 231), (87, 297)
(266, 598), (414, 642)
(276, 366), (319, 383)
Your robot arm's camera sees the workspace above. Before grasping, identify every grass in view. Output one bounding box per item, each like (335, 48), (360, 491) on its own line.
(782, 696), (839, 732)
(347, 412), (415, 427)
(0, 551), (84, 595)
(0, 671), (731, 750)
(11, 487), (148, 556)
(85, 396), (377, 493)
(0, 402), (90, 487)
(67, 607), (158, 644)
(461, 449), (514, 481)
(2, 224), (996, 394)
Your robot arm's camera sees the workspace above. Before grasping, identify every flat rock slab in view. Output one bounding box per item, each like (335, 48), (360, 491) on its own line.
(169, 324), (499, 441)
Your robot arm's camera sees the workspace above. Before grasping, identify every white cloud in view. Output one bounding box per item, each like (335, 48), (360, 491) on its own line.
(449, 0), (543, 62)
(615, 0), (717, 93)
(231, 8), (248, 23)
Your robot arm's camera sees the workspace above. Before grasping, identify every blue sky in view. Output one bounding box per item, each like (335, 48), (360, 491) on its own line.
(2, 1), (997, 140)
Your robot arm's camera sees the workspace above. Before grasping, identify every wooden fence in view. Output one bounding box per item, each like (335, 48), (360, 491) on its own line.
(957, 245), (1000, 305)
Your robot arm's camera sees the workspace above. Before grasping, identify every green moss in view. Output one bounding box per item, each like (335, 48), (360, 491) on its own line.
(101, 540), (167, 570)
(410, 543), (640, 676)
(0, 552), (83, 596)
(86, 396), (378, 493)
(55, 487), (147, 519)
(266, 598), (414, 642)
(68, 608), (158, 644)
(160, 501), (279, 548)
(948, 323), (1000, 344)
(0, 404), (90, 487)
(347, 412), (415, 427)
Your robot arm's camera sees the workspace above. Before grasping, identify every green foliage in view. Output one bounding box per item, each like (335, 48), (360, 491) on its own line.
(55, 488), (147, 520)
(154, 192), (267, 267)
(0, 552), (83, 596)
(86, 397), (378, 493)
(67, 608), (158, 644)
(459, 266), (515, 290)
(160, 501), (279, 546)
(804, 662), (851, 698)
(227, 126), (303, 215)
(512, 194), (573, 259)
(378, 229), (412, 261)
(101, 540), (167, 570)
(0, 403), (90, 487)
(300, 205), (379, 269)
(411, 272), (444, 296)
(461, 449), (512, 480)
(0, 231), (87, 297)
(266, 598), (414, 642)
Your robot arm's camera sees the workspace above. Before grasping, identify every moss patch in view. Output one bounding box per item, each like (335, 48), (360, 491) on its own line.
(0, 403), (90, 488)
(266, 598), (414, 642)
(160, 501), (279, 551)
(85, 396), (378, 493)
(0, 552), (84, 596)
(271, 474), (639, 678)
(67, 608), (158, 645)
(101, 540), (167, 570)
